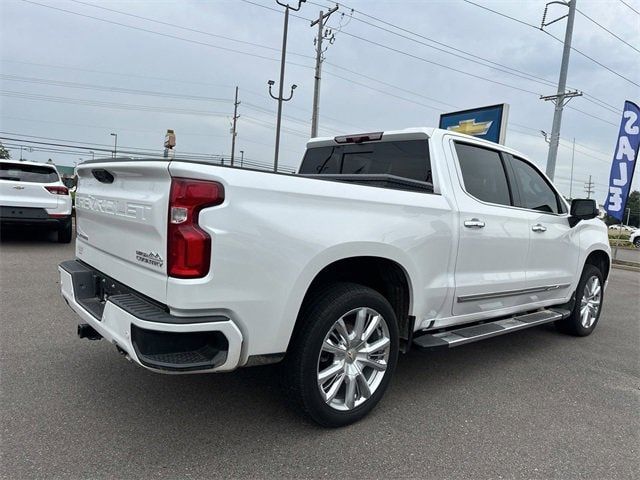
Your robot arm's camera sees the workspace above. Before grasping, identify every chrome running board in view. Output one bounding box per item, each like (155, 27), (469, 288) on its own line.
(412, 308), (571, 350)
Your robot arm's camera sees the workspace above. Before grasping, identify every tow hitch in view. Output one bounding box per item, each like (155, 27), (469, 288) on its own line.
(77, 323), (102, 340)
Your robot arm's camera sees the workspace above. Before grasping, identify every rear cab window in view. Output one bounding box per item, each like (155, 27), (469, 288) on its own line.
(0, 162), (60, 184)
(454, 142), (512, 207)
(299, 140), (432, 184)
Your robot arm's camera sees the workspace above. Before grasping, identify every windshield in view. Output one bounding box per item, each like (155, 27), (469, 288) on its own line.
(0, 163), (60, 183)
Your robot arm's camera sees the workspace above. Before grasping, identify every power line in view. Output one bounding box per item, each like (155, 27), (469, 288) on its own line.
(575, 7), (640, 54)
(1, 115), (300, 154)
(19, 0), (315, 70)
(461, 0), (539, 29)
(1, 59), (236, 89)
(314, 3), (558, 89)
(243, 0), (542, 95)
(329, 30), (542, 95)
(0, 59), (364, 132)
(0, 135), (279, 169)
(290, 0), (626, 120)
(0, 90), (231, 116)
(565, 105), (618, 127)
(67, 0), (315, 61)
(0, 74), (231, 103)
(22, 0), (630, 123)
(619, 0), (640, 15)
(461, 0), (640, 87)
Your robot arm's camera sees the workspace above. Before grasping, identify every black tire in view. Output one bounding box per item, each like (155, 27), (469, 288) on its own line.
(634, 237), (640, 248)
(556, 264), (604, 336)
(57, 219), (72, 244)
(284, 282), (399, 427)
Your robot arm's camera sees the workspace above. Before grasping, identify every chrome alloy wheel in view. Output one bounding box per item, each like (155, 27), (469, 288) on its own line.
(580, 276), (602, 328)
(316, 307), (391, 411)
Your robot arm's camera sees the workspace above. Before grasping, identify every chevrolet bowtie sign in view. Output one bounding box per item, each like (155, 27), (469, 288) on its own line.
(447, 119), (493, 136)
(439, 103), (509, 145)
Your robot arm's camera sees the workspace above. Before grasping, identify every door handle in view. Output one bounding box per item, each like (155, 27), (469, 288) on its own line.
(464, 218), (485, 228)
(532, 223), (547, 232)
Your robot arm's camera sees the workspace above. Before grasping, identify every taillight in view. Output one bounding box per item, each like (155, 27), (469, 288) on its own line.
(168, 178), (224, 279)
(45, 186), (69, 195)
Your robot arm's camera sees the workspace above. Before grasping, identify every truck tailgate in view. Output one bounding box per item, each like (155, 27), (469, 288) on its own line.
(74, 160), (171, 303)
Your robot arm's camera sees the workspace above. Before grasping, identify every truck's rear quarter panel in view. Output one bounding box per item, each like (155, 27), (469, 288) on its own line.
(167, 162), (455, 360)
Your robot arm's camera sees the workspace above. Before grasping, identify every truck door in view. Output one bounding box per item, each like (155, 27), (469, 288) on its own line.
(449, 141), (532, 317)
(505, 155), (579, 303)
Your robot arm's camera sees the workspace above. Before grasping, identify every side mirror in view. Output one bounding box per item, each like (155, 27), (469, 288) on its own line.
(569, 199), (598, 227)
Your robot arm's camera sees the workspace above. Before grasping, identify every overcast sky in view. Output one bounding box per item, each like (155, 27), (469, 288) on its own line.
(1, 0), (639, 203)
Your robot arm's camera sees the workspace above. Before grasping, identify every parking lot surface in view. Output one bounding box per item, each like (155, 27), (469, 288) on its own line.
(1, 229), (639, 479)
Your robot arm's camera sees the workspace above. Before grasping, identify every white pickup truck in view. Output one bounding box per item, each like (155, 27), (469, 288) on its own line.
(59, 128), (610, 426)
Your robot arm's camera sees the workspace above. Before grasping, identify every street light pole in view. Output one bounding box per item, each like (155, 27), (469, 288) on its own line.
(110, 133), (118, 158)
(269, 0), (305, 173)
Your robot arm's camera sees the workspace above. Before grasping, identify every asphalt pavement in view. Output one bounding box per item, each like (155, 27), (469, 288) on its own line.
(1, 228), (639, 479)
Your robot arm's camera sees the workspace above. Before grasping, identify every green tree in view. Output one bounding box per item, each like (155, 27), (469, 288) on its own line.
(625, 190), (640, 228)
(604, 190), (640, 227)
(0, 141), (10, 159)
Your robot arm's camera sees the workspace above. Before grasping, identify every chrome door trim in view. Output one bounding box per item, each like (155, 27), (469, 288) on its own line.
(457, 283), (571, 303)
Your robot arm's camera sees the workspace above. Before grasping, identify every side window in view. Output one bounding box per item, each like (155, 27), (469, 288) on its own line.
(454, 143), (511, 206)
(510, 157), (563, 214)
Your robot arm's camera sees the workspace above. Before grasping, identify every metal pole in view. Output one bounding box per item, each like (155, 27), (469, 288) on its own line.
(545, 0), (577, 180)
(110, 133), (118, 158)
(273, 7), (290, 173)
(311, 10), (324, 138)
(586, 174), (593, 199)
(569, 137), (575, 199)
(231, 86), (239, 166)
(240, 150), (244, 168)
(270, 1), (304, 171)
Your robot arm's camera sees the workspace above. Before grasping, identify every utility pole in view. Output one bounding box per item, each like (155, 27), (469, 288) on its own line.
(540, 0), (581, 181)
(584, 175), (595, 199)
(569, 137), (575, 200)
(269, 0), (305, 173)
(230, 86), (240, 166)
(310, 5), (338, 138)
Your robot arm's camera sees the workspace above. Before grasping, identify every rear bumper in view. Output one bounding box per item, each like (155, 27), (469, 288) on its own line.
(59, 260), (243, 373)
(1, 206), (71, 228)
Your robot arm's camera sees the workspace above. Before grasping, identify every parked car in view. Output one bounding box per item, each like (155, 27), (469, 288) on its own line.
(629, 229), (640, 248)
(608, 224), (636, 233)
(0, 159), (73, 242)
(59, 128), (610, 426)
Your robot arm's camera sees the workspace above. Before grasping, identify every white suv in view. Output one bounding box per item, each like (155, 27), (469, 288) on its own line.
(630, 229), (640, 248)
(0, 160), (73, 242)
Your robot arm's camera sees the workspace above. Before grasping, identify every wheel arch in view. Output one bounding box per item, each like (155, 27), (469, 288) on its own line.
(285, 254), (415, 353)
(583, 249), (611, 281)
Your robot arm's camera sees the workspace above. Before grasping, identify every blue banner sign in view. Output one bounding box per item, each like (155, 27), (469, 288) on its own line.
(439, 103), (509, 144)
(604, 101), (640, 222)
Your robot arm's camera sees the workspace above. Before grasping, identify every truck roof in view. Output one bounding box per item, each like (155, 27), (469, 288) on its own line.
(306, 127), (526, 159)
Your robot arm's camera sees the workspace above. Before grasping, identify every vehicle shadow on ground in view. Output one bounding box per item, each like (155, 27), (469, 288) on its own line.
(52, 321), (566, 436)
